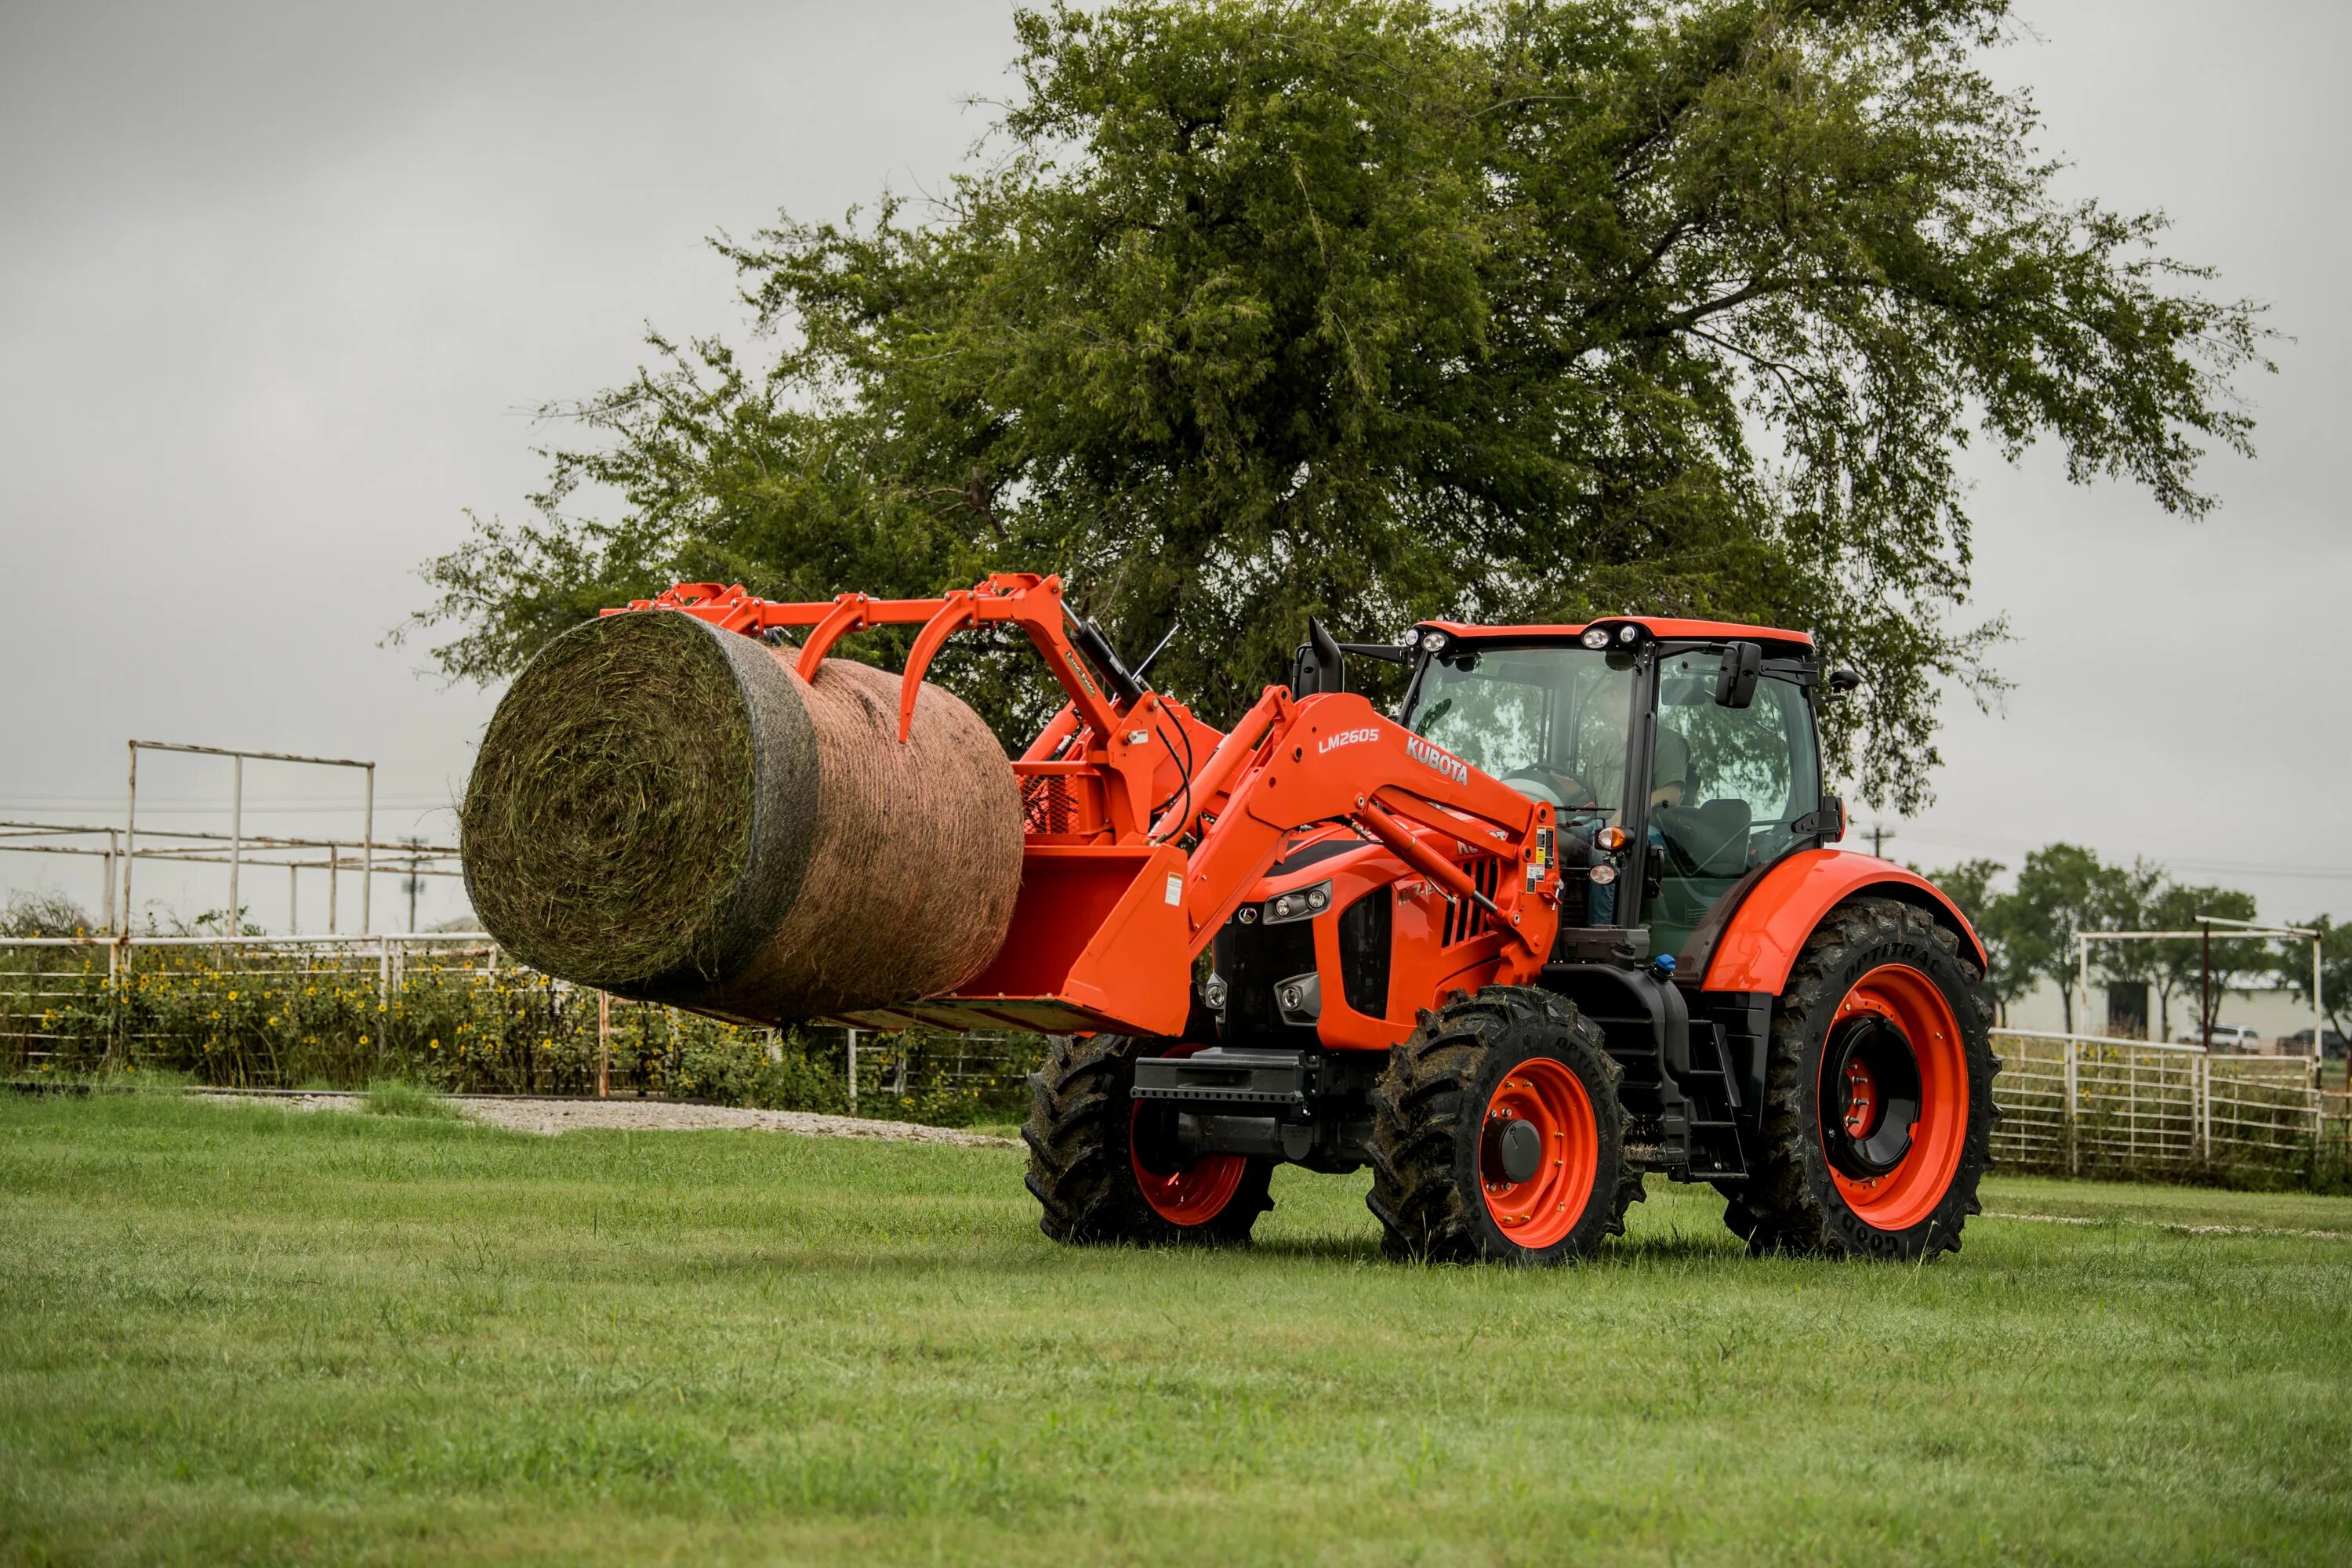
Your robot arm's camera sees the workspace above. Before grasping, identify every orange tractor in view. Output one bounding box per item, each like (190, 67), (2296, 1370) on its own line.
(633, 574), (1996, 1263)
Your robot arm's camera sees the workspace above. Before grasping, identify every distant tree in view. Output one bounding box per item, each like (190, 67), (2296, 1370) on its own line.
(2082, 856), (2163, 1034)
(2131, 882), (2252, 1044)
(408, 0), (2267, 808)
(2275, 914), (2351, 1043)
(2005, 844), (2119, 1034)
(1920, 857), (2028, 1024)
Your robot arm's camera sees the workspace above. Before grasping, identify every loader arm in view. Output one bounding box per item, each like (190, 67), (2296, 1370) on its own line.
(612, 576), (1559, 1042)
(935, 689), (1563, 1040)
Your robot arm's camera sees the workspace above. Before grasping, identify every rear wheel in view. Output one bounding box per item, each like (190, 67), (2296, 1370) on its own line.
(1367, 986), (1631, 1264)
(1727, 898), (1997, 1261)
(1023, 1033), (1273, 1246)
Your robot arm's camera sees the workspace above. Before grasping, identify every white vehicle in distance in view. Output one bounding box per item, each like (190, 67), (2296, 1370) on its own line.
(2175, 1022), (2267, 1051)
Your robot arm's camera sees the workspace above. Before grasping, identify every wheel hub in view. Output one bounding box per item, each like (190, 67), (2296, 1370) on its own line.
(1483, 1114), (1544, 1185)
(1821, 1014), (1922, 1180)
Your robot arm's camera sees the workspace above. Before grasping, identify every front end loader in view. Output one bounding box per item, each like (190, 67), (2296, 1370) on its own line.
(626, 575), (1998, 1264)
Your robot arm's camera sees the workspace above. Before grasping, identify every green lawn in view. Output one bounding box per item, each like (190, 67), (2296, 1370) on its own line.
(3, 1094), (2347, 1566)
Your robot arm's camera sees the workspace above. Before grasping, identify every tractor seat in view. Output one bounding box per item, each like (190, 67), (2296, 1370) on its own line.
(1655, 798), (1751, 878)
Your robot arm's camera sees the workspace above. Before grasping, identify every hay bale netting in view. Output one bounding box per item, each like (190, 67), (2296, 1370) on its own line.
(460, 609), (1023, 1023)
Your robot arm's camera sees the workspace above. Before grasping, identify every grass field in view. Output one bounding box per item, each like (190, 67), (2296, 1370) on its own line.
(3, 1094), (2349, 1566)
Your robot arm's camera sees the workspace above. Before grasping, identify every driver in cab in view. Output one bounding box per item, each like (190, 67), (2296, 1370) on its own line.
(1504, 681), (1686, 925)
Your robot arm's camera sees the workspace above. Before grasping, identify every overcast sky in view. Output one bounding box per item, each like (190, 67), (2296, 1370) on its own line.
(2, 0), (2347, 934)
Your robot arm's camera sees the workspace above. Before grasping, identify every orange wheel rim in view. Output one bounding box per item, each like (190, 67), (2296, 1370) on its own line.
(1129, 1102), (1247, 1226)
(1819, 964), (1967, 1232)
(1479, 1057), (1598, 1250)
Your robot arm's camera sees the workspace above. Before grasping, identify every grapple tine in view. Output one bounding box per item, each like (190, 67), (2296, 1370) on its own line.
(899, 593), (978, 741)
(796, 594), (868, 681)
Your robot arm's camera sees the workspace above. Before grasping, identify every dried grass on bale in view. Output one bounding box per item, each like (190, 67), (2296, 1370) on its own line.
(462, 610), (1022, 1023)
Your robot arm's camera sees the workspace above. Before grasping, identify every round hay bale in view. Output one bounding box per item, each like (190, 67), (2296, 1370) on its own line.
(460, 609), (1022, 1023)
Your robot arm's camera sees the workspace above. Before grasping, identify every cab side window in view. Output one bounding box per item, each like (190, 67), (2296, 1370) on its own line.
(1646, 651), (1822, 950)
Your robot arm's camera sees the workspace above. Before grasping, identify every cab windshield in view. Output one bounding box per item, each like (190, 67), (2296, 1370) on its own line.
(1399, 644), (1637, 819)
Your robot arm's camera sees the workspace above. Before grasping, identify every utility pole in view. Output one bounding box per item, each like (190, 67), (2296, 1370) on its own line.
(401, 836), (424, 933)
(1864, 822), (1896, 859)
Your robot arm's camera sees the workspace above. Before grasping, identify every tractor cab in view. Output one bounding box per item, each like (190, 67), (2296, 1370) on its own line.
(1398, 616), (1837, 964)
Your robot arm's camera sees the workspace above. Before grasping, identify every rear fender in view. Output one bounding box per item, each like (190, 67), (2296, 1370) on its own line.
(1697, 849), (1987, 996)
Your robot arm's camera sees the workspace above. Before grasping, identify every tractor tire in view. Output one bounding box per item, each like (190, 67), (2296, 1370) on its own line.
(1726, 897), (1998, 1261)
(1022, 1033), (1274, 1247)
(1367, 986), (1631, 1265)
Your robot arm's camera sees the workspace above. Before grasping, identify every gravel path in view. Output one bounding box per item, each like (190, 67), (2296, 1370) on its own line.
(195, 1090), (1018, 1148)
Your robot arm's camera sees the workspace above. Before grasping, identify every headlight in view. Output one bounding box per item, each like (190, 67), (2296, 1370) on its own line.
(1581, 627), (1610, 650)
(1264, 880), (1333, 924)
(1419, 630), (1447, 653)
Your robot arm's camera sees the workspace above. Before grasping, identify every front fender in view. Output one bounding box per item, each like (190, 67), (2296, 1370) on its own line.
(1697, 849), (1987, 996)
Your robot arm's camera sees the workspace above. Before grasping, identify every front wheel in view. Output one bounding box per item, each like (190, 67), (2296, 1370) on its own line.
(1367, 987), (1631, 1264)
(1727, 898), (1998, 1261)
(1023, 1034), (1273, 1247)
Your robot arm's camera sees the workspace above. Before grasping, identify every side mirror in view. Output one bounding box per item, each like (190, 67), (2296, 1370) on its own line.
(1290, 616), (1345, 697)
(1715, 641), (1762, 709)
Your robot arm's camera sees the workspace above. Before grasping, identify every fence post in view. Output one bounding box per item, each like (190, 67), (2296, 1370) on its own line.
(227, 754), (242, 935)
(597, 992), (610, 1099)
(2194, 1050), (2209, 1167)
(2064, 1036), (2079, 1176)
(847, 1027), (858, 1113)
(2126, 1046), (2137, 1163)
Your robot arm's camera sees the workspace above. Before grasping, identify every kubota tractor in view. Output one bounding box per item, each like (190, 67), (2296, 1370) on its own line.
(632, 574), (1997, 1264)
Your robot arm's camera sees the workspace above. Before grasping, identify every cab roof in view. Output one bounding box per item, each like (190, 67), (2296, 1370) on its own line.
(1417, 616), (1815, 651)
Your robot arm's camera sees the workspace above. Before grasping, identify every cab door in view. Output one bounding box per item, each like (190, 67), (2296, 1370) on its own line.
(1639, 644), (1824, 960)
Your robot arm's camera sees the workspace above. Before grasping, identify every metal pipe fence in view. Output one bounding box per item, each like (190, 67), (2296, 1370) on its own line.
(1988, 1029), (2331, 1182)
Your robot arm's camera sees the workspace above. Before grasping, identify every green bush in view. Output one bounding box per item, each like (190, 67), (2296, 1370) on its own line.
(0, 944), (1035, 1124)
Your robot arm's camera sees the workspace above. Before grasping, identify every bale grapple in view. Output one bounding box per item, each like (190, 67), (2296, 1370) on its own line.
(621, 573), (1998, 1264)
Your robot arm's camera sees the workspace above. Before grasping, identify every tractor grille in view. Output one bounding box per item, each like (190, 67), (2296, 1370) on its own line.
(1212, 919), (1316, 1047)
(1440, 858), (1503, 946)
(1338, 889), (1392, 1018)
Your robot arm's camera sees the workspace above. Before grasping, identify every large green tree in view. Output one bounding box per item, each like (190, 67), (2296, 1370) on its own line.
(409, 0), (2264, 806)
